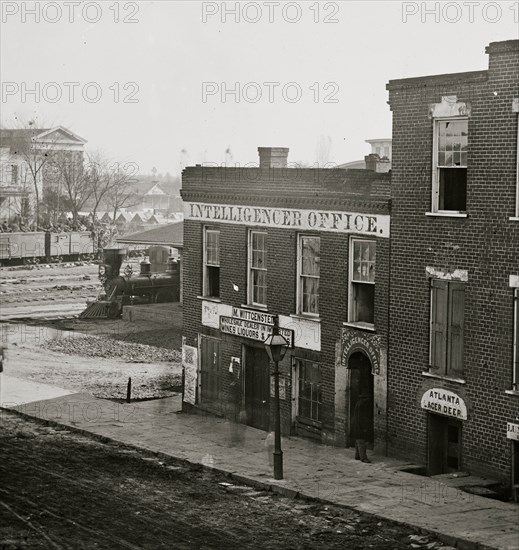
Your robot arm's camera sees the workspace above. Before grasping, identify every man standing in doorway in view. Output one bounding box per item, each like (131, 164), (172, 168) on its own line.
(352, 392), (373, 463)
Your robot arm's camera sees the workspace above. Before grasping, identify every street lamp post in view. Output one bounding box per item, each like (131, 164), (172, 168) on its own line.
(264, 315), (288, 480)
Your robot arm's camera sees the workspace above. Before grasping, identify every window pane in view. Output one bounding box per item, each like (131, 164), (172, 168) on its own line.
(206, 231), (220, 266)
(205, 230), (220, 298)
(352, 241), (376, 283)
(252, 233), (266, 268)
(297, 360), (321, 422)
(353, 283), (375, 324)
(302, 277), (319, 314)
(302, 237), (320, 277)
(250, 232), (267, 304)
(207, 266), (220, 297)
(438, 120), (468, 168)
(253, 269), (267, 304)
(300, 237), (320, 314)
(439, 168), (467, 211)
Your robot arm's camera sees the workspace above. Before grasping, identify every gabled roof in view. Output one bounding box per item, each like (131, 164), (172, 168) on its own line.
(0, 126), (87, 150)
(130, 177), (173, 196)
(145, 183), (168, 195)
(116, 222), (183, 249)
(37, 126), (87, 144)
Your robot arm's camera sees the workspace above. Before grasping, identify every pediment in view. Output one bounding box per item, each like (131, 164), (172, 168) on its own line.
(37, 127), (87, 145)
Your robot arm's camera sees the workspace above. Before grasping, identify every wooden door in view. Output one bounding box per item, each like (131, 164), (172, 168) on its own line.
(428, 414), (445, 475)
(428, 414), (462, 475)
(244, 346), (270, 431)
(347, 351), (374, 444)
(200, 336), (221, 407)
(446, 419), (462, 472)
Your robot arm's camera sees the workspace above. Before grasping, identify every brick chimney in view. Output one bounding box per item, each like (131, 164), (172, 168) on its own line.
(365, 154), (391, 173)
(258, 147), (289, 169)
(485, 39), (519, 75)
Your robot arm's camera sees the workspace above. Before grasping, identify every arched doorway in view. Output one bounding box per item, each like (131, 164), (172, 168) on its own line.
(347, 351), (374, 445)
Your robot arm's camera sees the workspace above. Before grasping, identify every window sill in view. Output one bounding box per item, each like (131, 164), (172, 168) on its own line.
(509, 217), (519, 222)
(290, 314), (321, 323)
(343, 322), (376, 332)
(241, 303), (269, 311)
(296, 416), (322, 429)
(425, 212), (468, 218)
(422, 371), (466, 384)
(505, 389), (519, 397)
(197, 296), (222, 303)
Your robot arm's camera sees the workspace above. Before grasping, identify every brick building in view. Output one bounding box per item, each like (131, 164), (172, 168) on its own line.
(386, 40), (519, 486)
(181, 149), (391, 451)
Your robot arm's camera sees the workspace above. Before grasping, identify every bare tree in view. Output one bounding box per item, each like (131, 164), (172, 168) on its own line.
(104, 162), (139, 221)
(50, 150), (91, 223)
(85, 153), (118, 222)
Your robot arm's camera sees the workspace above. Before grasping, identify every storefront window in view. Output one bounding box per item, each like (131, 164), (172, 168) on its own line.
(296, 358), (321, 422)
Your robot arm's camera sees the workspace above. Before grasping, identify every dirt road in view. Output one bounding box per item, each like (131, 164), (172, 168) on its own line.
(0, 413), (449, 550)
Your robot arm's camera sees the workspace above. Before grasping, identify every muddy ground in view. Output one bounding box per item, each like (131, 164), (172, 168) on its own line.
(1, 262), (183, 400)
(0, 413), (452, 550)
(1, 319), (183, 400)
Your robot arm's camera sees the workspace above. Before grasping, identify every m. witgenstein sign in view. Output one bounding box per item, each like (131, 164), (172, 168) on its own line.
(184, 202), (390, 237)
(220, 316), (294, 347)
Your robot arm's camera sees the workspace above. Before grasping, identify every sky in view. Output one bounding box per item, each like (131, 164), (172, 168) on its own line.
(1, 0), (518, 175)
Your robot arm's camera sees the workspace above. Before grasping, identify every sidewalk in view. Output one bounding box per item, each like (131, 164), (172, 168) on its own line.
(0, 374), (77, 405)
(2, 384), (518, 550)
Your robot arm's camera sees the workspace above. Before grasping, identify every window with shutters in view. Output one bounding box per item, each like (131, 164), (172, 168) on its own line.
(513, 289), (519, 390)
(429, 280), (465, 376)
(199, 336), (221, 405)
(515, 112), (519, 218)
(297, 235), (320, 316)
(248, 231), (267, 306)
(349, 239), (376, 328)
(203, 228), (220, 298)
(432, 119), (468, 213)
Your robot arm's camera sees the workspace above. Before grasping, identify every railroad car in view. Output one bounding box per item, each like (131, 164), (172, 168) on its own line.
(0, 231), (95, 266)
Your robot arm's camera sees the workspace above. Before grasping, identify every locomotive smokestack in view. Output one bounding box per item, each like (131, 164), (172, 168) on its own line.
(102, 248), (126, 277)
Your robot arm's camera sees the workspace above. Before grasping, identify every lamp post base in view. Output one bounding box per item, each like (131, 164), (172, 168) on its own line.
(273, 450), (283, 480)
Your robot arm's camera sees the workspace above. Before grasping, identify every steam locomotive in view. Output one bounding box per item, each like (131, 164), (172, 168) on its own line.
(0, 231), (95, 266)
(79, 247), (180, 319)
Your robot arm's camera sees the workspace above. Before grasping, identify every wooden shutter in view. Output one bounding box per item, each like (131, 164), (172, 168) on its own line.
(448, 282), (465, 375)
(514, 291), (519, 386)
(430, 280), (448, 372)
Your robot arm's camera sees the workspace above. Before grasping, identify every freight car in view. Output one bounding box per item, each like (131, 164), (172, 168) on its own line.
(79, 247), (180, 318)
(0, 231), (95, 266)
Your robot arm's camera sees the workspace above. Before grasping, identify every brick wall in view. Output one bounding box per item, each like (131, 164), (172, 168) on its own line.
(181, 165), (390, 444)
(387, 40), (519, 480)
